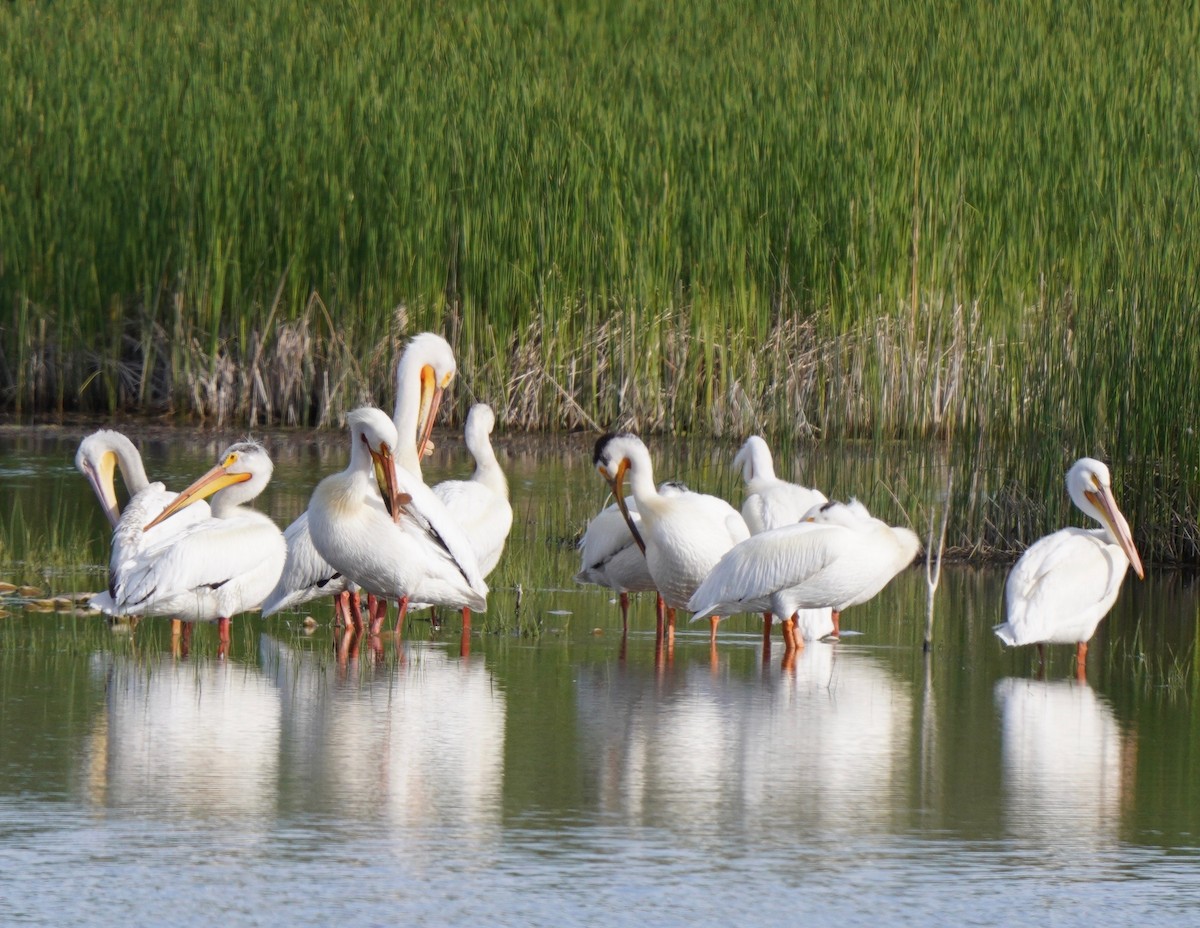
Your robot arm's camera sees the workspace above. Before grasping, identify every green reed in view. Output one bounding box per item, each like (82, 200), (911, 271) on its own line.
(3, 0), (1200, 557)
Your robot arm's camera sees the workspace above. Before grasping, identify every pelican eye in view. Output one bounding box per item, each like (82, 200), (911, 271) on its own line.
(440, 372), (454, 388)
(223, 453), (238, 467)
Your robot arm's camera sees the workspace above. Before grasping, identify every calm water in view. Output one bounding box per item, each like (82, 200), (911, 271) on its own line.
(2, 423), (1199, 926)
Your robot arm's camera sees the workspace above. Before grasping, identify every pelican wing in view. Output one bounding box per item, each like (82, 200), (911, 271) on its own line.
(687, 523), (848, 619)
(744, 482), (828, 533)
(577, 499), (641, 576)
(112, 512), (279, 613)
(1000, 527), (1126, 645)
(434, 478), (513, 576)
(393, 464), (488, 597)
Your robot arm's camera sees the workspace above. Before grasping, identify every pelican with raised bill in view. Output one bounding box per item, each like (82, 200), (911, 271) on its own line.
(688, 498), (920, 648)
(307, 408), (487, 634)
(90, 441), (286, 652)
(592, 433), (750, 646)
(994, 457), (1145, 679)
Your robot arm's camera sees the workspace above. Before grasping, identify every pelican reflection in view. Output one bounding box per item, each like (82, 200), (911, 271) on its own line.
(576, 644), (913, 835)
(261, 635), (505, 829)
(995, 677), (1130, 844)
(83, 652), (281, 818)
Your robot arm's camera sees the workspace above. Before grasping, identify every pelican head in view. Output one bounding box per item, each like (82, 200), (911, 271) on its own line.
(1067, 457), (1145, 580)
(394, 333), (457, 461)
(144, 441), (273, 531)
(348, 407), (402, 522)
(593, 432), (649, 554)
(76, 430), (142, 527)
(803, 498), (873, 526)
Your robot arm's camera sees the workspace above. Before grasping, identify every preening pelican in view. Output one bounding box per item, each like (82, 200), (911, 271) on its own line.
(994, 457), (1144, 678)
(91, 441), (286, 650)
(433, 403), (513, 581)
(734, 435), (827, 533)
(77, 429), (212, 635)
(575, 482), (688, 631)
(592, 433), (749, 645)
(307, 408), (487, 629)
(688, 498), (919, 642)
(261, 332), (457, 629)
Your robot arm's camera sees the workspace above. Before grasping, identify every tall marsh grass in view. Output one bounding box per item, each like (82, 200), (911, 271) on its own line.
(2, 0), (1200, 557)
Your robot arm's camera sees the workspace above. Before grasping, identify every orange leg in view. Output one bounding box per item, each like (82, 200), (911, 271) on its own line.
(831, 609), (841, 639)
(335, 590), (364, 632)
(1076, 641), (1089, 681)
(654, 594), (666, 666)
(368, 595), (387, 635)
(216, 616), (231, 659)
(393, 595), (410, 636)
(460, 609), (471, 659)
(709, 615), (719, 647)
(761, 612), (773, 662)
(619, 592), (630, 633)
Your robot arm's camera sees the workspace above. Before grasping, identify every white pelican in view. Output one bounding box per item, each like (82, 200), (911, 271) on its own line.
(261, 332), (457, 629)
(732, 435), (828, 651)
(432, 403), (513, 582)
(307, 407), (487, 629)
(592, 433), (749, 645)
(77, 429), (212, 635)
(734, 435), (827, 533)
(91, 440), (287, 650)
(994, 457), (1144, 678)
(688, 498), (920, 642)
(575, 481), (688, 631)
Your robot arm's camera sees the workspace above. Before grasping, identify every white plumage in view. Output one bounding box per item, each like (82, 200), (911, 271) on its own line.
(994, 457), (1144, 675)
(688, 498), (919, 640)
(433, 403), (513, 579)
(734, 435), (827, 534)
(75, 429), (153, 527)
(261, 332), (457, 626)
(575, 482), (688, 628)
(592, 433), (749, 643)
(307, 408), (487, 623)
(90, 441), (286, 640)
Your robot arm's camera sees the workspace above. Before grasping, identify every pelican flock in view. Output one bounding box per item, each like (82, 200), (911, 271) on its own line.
(262, 333), (458, 631)
(69, 331), (1153, 687)
(306, 407), (488, 631)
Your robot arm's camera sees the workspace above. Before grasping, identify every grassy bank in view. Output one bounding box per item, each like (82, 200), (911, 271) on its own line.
(2, 0), (1200, 557)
